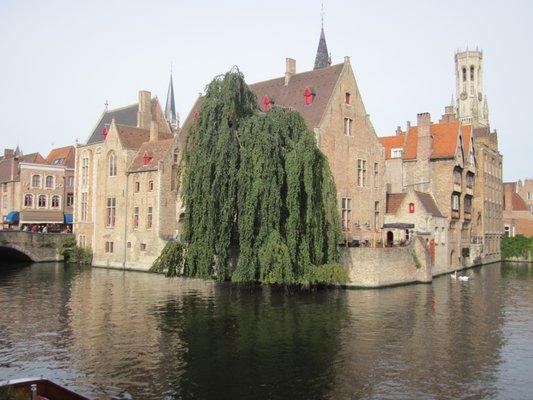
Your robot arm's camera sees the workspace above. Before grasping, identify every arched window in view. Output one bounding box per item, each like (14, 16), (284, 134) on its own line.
(38, 195), (47, 208)
(31, 174), (41, 188)
(45, 175), (54, 188)
(24, 194), (33, 207)
(108, 152), (117, 176)
(462, 67), (467, 82)
(51, 195), (60, 208)
(470, 65), (475, 81)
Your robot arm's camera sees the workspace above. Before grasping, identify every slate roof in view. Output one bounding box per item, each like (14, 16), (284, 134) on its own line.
(414, 191), (445, 218)
(314, 26), (331, 70)
(128, 138), (174, 172)
(45, 146), (75, 168)
(86, 103), (140, 145)
(381, 121), (473, 161)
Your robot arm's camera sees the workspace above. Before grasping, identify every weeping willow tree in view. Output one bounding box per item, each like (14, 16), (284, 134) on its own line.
(154, 68), (345, 285)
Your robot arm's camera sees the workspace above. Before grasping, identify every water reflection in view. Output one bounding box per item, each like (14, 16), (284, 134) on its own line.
(0, 262), (531, 399)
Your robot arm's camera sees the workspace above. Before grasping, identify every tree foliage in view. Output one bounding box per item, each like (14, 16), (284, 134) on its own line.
(161, 68), (345, 285)
(502, 234), (533, 260)
(150, 241), (185, 277)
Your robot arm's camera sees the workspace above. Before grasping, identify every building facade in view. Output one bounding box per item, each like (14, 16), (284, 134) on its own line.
(503, 181), (533, 237)
(182, 27), (386, 244)
(73, 81), (180, 269)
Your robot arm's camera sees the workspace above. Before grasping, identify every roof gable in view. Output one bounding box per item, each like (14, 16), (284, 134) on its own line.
(128, 138), (175, 172)
(46, 146), (75, 168)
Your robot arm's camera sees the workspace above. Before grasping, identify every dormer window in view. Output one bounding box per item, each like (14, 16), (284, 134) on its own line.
(143, 151), (152, 166)
(261, 95), (273, 111)
(391, 148), (403, 158)
(101, 124), (110, 139)
(303, 88), (315, 105)
(345, 92), (351, 104)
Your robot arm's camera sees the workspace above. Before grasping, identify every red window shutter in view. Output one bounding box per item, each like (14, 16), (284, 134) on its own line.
(303, 87), (314, 105)
(101, 124), (109, 139)
(143, 152), (152, 166)
(408, 203), (415, 213)
(261, 95), (272, 111)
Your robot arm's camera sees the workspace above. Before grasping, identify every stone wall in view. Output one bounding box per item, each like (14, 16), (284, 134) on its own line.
(340, 237), (431, 288)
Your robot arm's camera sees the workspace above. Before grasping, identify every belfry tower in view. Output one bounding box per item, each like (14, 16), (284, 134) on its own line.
(455, 49), (489, 127)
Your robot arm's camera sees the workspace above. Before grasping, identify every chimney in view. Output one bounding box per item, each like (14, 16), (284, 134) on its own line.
(416, 112), (433, 161)
(440, 105), (456, 123)
(137, 90), (152, 129)
(406, 121), (411, 132)
(4, 149), (14, 159)
(285, 58), (296, 85)
(396, 126), (402, 136)
(150, 120), (160, 142)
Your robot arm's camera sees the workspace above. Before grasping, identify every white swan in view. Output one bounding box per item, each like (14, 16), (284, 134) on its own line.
(451, 270), (470, 281)
(451, 271), (458, 279)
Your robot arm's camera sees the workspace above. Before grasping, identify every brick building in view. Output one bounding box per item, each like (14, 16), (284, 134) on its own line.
(1, 146), (75, 230)
(182, 25), (386, 244)
(503, 181), (533, 237)
(73, 75), (180, 269)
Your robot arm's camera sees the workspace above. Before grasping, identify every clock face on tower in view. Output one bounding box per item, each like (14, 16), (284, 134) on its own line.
(478, 93), (483, 101)
(460, 91), (467, 100)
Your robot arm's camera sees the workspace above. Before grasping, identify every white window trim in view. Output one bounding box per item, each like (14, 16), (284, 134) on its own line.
(23, 193), (34, 209)
(31, 174), (42, 188)
(45, 175), (55, 189)
(38, 194), (48, 209)
(51, 195), (61, 209)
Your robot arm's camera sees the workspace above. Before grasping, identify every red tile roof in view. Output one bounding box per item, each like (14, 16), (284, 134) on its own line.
(46, 146), (75, 168)
(379, 134), (405, 160)
(386, 193), (407, 214)
(380, 121), (473, 161)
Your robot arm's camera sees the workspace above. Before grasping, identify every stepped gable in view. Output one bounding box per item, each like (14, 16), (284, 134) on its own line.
(46, 146), (75, 168)
(414, 191), (444, 217)
(181, 63), (344, 136)
(386, 193), (407, 214)
(128, 138), (174, 172)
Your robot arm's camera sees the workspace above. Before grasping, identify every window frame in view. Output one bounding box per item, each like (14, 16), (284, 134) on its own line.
(106, 197), (116, 227)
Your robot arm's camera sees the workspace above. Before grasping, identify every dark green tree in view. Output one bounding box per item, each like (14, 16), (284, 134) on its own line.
(160, 68), (345, 285)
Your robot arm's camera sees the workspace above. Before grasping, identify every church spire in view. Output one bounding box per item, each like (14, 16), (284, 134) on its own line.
(314, 5), (331, 70)
(165, 67), (178, 131)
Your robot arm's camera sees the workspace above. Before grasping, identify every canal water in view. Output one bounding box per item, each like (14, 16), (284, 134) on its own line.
(0, 262), (531, 399)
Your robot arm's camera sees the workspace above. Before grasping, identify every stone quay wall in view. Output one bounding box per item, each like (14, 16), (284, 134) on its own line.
(340, 237), (432, 288)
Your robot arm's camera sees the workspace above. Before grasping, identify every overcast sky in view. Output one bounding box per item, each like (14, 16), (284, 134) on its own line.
(0, 0), (531, 180)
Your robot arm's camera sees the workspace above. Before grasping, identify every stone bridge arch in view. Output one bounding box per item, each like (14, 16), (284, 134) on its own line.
(0, 231), (74, 263)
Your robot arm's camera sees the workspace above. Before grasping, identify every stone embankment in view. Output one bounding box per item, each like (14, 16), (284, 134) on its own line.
(340, 237), (432, 288)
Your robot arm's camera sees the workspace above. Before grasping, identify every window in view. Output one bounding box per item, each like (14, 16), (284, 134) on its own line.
(470, 65), (475, 81)
(528, 192), (533, 200)
(374, 201), (380, 229)
(127, 242), (131, 248)
(143, 152), (152, 166)
(108, 152), (117, 177)
(452, 194), (460, 211)
(105, 241), (114, 253)
(81, 192), (88, 221)
(173, 150), (179, 163)
(106, 197), (116, 227)
(345, 92), (351, 104)
(341, 198), (351, 231)
(45, 175), (54, 188)
(453, 168), (462, 185)
(466, 173), (475, 188)
(38, 195), (47, 208)
(140, 243), (147, 251)
(133, 207), (139, 229)
(51, 195), (60, 208)
(78, 235), (86, 248)
(357, 159), (367, 187)
(408, 203), (415, 213)
(81, 157), (89, 186)
(435, 227), (439, 245)
(391, 148), (403, 158)
(441, 227), (445, 244)
(32, 174), (41, 188)
(303, 88), (314, 105)
(148, 180), (154, 191)
(147, 206), (153, 229)
(24, 194), (33, 207)
(464, 196), (472, 213)
(374, 162), (379, 188)
(504, 225), (510, 237)
(66, 192), (74, 207)
(66, 176), (74, 187)
(344, 118), (352, 136)
(134, 181), (140, 193)
(462, 67), (467, 82)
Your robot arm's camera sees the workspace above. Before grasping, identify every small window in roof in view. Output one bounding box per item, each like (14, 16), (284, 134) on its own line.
(143, 152), (152, 166)
(303, 87), (314, 105)
(261, 95), (272, 111)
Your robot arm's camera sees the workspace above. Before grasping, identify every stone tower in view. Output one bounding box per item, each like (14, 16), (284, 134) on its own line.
(455, 49), (489, 127)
